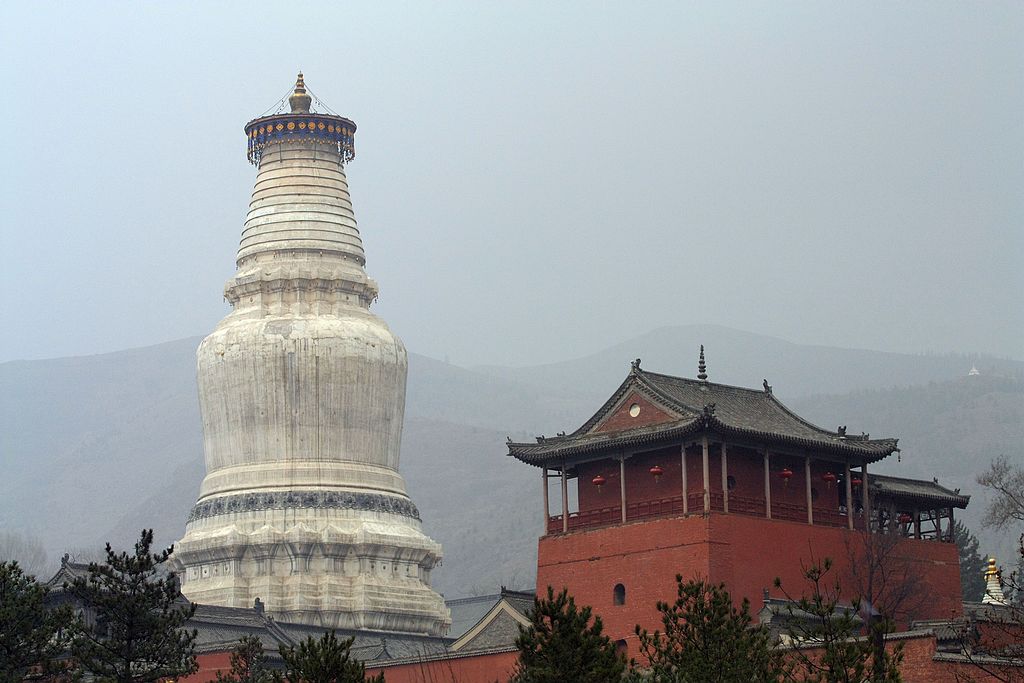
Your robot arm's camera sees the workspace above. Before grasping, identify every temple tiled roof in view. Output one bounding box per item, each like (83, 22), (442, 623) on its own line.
(508, 364), (898, 466)
(870, 473), (970, 508)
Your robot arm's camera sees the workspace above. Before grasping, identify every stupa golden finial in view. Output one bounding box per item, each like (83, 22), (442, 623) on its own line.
(289, 72), (312, 114)
(982, 557), (1006, 605)
(985, 557), (999, 578)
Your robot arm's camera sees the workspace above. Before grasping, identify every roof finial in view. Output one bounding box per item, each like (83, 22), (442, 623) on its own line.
(982, 557), (1006, 604)
(289, 72), (312, 113)
(697, 345), (708, 383)
(630, 358), (642, 374)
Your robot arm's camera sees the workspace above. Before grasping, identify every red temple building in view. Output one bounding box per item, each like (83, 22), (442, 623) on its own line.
(507, 350), (970, 653)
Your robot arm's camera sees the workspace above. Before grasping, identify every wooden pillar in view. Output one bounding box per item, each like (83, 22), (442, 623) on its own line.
(561, 467), (568, 533)
(620, 458), (627, 524)
(861, 462), (870, 533)
(805, 456), (813, 525)
(721, 443), (729, 514)
(845, 462), (854, 530)
(702, 437), (710, 514)
(542, 468), (550, 536)
(913, 508), (921, 539)
(764, 451), (772, 520)
(947, 507), (954, 542)
(681, 444), (688, 515)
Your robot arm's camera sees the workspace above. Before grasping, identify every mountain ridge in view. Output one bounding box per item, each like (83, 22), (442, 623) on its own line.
(2, 326), (1020, 596)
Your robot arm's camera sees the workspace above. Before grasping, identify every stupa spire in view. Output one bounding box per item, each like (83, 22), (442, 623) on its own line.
(698, 345), (708, 383)
(289, 71), (312, 113)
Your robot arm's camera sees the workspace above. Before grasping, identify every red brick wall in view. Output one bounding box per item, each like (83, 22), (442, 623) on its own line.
(188, 649), (519, 683)
(538, 512), (963, 657)
(710, 513), (962, 624)
(593, 393), (676, 433)
(181, 652), (233, 683)
(787, 633), (1014, 683)
(537, 515), (714, 655)
(185, 632), (1019, 683)
(365, 649), (518, 682)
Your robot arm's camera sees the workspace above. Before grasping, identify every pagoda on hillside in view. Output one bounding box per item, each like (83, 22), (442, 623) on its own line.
(508, 348), (969, 652)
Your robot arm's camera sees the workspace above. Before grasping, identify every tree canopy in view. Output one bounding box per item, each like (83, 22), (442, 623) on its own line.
(634, 575), (786, 683)
(953, 520), (988, 602)
(67, 528), (197, 683)
(977, 456), (1024, 531)
(0, 561), (72, 683)
(216, 635), (275, 683)
(513, 586), (625, 683)
(278, 631), (384, 683)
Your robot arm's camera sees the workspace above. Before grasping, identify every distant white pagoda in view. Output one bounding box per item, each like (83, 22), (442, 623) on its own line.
(982, 557), (1006, 605)
(173, 75), (450, 635)
(968, 365), (980, 376)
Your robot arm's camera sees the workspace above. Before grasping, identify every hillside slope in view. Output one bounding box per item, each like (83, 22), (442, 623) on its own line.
(475, 325), (1021, 400)
(2, 327), (1020, 595)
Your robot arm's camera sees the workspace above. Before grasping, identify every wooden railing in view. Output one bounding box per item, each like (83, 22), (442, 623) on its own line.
(547, 493), (869, 535)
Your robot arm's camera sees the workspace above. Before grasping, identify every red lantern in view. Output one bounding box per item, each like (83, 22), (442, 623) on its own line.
(592, 475), (607, 491)
(851, 477), (863, 487)
(899, 513), (912, 525)
(822, 471), (837, 488)
(779, 468), (794, 487)
(650, 465), (664, 482)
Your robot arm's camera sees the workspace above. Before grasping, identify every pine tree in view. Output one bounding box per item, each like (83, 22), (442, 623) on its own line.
(278, 631), (384, 683)
(0, 561), (73, 683)
(512, 586), (625, 683)
(633, 576), (787, 682)
(953, 521), (988, 602)
(216, 636), (274, 683)
(68, 529), (197, 683)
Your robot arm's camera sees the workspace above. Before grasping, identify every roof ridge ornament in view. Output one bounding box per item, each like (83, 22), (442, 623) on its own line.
(763, 379), (772, 394)
(697, 345), (708, 386)
(630, 358), (642, 374)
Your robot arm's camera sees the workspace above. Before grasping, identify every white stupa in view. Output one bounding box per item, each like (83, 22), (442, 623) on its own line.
(173, 75), (450, 635)
(982, 557), (1006, 605)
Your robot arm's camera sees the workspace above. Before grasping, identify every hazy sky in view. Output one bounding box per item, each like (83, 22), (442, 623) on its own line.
(1, 2), (1021, 366)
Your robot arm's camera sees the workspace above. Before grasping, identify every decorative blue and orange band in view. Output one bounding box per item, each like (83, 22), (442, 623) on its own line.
(244, 113), (357, 165)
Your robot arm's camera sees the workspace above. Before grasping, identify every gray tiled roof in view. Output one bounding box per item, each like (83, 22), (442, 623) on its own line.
(509, 366), (898, 465)
(870, 473), (970, 508)
(446, 594), (504, 639)
(445, 589), (534, 640)
(457, 611), (523, 652)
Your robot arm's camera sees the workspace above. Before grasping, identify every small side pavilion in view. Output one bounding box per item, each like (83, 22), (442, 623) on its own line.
(507, 351), (968, 540)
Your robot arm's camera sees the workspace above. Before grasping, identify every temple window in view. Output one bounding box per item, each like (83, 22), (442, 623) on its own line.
(613, 583), (626, 605)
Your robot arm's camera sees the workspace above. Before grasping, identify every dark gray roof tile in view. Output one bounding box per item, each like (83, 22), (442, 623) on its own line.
(509, 367), (898, 465)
